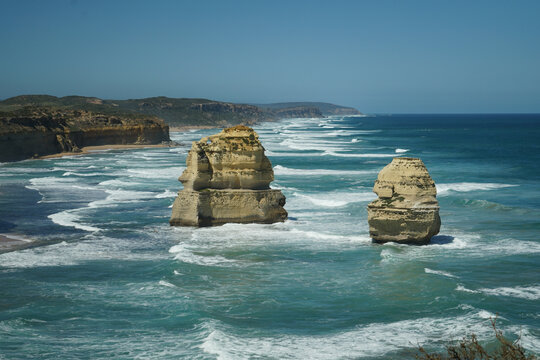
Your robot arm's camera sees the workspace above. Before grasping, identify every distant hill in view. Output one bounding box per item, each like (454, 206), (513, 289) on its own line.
(254, 102), (362, 116)
(0, 95), (329, 128)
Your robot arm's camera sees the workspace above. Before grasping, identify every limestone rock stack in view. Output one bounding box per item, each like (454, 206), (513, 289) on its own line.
(170, 125), (287, 226)
(367, 157), (440, 244)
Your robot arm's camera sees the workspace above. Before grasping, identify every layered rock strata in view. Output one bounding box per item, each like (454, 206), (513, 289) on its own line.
(367, 157), (440, 245)
(0, 108), (170, 162)
(170, 125), (287, 226)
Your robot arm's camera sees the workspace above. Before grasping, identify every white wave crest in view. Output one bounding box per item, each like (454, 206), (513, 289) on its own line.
(126, 167), (184, 179)
(265, 150), (322, 157)
(395, 148), (409, 153)
(62, 171), (103, 177)
(456, 284), (540, 300)
(169, 243), (239, 267)
(155, 190), (177, 198)
(479, 285), (540, 300)
(437, 182), (518, 196)
(48, 211), (101, 232)
(323, 151), (397, 158)
(288, 229), (371, 243)
(424, 268), (458, 278)
(98, 179), (139, 187)
(293, 192), (375, 207)
(273, 165), (375, 176)
(200, 311), (500, 359)
(0, 235), (166, 268)
(158, 280), (177, 288)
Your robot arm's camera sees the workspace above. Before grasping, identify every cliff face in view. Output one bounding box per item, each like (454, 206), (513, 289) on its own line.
(367, 158), (441, 245)
(271, 106), (322, 119)
(0, 108), (170, 162)
(170, 125), (287, 226)
(255, 102), (362, 116)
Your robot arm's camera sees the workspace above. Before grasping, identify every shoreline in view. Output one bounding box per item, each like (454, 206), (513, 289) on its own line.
(169, 125), (219, 132)
(39, 143), (176, 160)
(0, 233), (34, 254)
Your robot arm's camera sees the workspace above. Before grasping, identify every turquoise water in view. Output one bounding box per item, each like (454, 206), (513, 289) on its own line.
(0, 114), (539, 359)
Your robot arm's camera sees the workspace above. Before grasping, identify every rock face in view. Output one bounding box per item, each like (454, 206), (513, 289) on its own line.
(367, 157), (441, 245)
(0, 107), (170, 162)
(170, 125), (287, 226)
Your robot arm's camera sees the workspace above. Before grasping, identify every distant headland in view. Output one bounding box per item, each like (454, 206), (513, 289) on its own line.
(0, 95), (362, 162)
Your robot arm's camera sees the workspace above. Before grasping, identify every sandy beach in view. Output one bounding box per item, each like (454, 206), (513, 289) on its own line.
(0, 233), (34, 253)
(39, 143), (176, 160)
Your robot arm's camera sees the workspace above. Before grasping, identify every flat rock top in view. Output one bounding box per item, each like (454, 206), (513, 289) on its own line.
(199, 125), (262, 152)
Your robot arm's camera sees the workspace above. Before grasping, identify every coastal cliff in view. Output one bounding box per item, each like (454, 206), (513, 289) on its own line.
(367, 157), (441, 245)
(255, 102), (363, 116)
(0, 95), (362, 129)
(0, 107), (170, 162)
(0, 95), (361, 162)
(170, 125), (287, 226)
(87, 97), (324, 127)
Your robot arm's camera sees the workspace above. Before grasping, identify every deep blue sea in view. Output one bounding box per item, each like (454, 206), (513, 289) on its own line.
(0, 114), (539, 359)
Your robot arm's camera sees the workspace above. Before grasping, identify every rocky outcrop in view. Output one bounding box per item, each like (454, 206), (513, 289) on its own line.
(170, 125), (287, 226)
(367, 157), (440, 245)
(0, 107), (170, 162)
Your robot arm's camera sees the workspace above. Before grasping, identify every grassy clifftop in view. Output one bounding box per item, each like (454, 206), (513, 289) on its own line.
(254, 102), (363, 116)
(0, 95), (360, 127)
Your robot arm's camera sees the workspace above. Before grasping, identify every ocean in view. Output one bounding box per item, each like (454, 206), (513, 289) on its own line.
(0, 114), (538, 359)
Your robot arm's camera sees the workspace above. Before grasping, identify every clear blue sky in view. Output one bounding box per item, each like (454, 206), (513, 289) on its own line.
(1, 0), (539, 113)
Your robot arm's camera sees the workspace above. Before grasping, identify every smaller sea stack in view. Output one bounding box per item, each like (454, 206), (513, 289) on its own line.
(170, 125), (287, 226)
(367, 157), (440, 245)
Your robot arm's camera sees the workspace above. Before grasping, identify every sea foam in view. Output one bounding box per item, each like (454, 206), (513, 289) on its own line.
(273, 165), (376, 176)
(437, 182), (518, 196)
(424, 268), (458, 278)
(199, 310), (501, 360)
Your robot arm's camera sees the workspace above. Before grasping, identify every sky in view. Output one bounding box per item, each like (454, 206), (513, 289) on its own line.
(1, 0), (539, 113)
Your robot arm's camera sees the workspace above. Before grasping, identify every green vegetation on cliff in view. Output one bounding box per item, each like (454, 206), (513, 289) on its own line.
(0, 94), (361, 161)
(0, 95), (361, 127)
(254, 101), (363, 116)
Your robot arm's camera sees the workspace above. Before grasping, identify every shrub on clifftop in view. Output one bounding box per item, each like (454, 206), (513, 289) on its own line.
(416, 319), (537, 360)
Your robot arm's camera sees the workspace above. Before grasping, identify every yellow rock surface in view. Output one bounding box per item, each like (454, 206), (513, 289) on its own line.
(367, 157), (440, 244)
(170, 126), (287, 227)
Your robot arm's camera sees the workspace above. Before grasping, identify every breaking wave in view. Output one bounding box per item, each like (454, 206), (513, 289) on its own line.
(424, 268), (458, 278)
(323, 151), (397, 158)
(199, 310), (501, 359)
(437, 182), (518, 196)
(273, 165), (376, 176)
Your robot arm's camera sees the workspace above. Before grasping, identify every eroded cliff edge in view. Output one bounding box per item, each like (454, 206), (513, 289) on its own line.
(170, 125), (287, 226)
(0, 107), (170, 162)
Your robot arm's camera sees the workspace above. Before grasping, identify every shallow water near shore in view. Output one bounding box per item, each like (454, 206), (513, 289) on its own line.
(0, 114), (539, 359)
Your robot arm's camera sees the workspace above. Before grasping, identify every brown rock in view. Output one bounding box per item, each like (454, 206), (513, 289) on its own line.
(367, 157), (441, 245)
(170, 126), (287, 227)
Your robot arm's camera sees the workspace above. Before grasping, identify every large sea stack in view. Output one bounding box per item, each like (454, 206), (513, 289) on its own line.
(169, 125), (287, 226)
(367, 157), (441, 245)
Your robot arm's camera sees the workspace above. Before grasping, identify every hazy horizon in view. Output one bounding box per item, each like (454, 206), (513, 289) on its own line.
(1, 0), (539, 113)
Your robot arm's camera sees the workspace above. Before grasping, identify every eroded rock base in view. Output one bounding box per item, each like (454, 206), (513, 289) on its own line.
(367, 157), (441, 245)
(367, 207), (441, 245)
(170, 189), (287, 227)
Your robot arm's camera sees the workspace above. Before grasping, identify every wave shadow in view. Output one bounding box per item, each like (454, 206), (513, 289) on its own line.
(429, 235), (455, 245)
